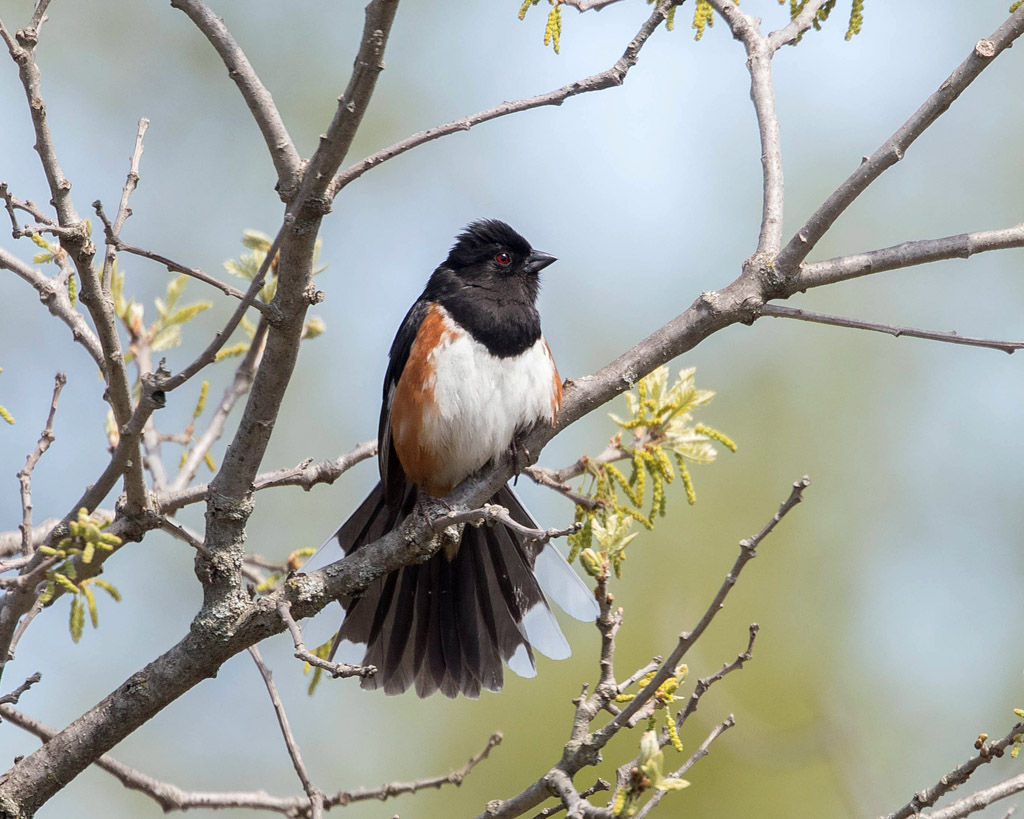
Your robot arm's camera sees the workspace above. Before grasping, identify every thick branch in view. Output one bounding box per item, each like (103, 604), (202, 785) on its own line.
(921, 773), (1024, 819)
(796, 222), (1024, 289)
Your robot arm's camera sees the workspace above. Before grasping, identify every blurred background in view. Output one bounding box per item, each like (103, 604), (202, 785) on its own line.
(1, 1), (1022, 816)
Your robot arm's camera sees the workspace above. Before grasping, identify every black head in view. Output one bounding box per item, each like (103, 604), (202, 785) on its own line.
(443, 219), (556, 284)
(425, 220), (557, 357)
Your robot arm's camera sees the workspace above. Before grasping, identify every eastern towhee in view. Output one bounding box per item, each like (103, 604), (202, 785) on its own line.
(309, 219), (598, 698)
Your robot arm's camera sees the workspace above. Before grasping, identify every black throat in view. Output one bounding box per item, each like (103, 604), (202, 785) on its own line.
(425, 269), (542, 358)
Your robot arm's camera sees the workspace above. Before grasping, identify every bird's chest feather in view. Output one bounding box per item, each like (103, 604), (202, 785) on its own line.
(392, 307), (560, 495)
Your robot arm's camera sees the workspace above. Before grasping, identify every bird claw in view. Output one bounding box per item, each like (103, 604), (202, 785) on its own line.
(509, 436), (531, 485)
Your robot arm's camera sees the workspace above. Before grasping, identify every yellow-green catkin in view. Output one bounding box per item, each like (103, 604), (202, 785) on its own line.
(695, 423), (738, 452)
(544, 3), (562, 53)
(676, 454), (696, 505)
(846, 0), (864, 39)
(667, 715), (684, 752)
(193, 380), (209, 419)
(692, 0), (714, 40)
(519, 0), (540, 19)
(70, 595), (85, 643)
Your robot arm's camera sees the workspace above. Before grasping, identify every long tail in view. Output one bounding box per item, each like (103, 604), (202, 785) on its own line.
(327, 483), (598, 698)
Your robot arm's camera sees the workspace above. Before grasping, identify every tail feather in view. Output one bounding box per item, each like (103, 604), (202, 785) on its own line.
(382, 567), (418, 689)
(319, 480), (596, 698)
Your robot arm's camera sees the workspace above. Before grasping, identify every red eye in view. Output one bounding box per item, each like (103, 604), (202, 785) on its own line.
(495, 251), (511, 266)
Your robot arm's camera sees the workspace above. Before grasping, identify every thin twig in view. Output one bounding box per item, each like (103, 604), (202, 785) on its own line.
(766, 0), (828, 50)
(5, 596), (45, 662)
(17, 373), (66, 555)
(0, 703), (330, 815)
(170, 318), (269, 492)
(432, 503), (582, 545)
(98, 117), (148, 291)
(707, 0), (822, 256)
(594, 477), (808, 742)
(161, 230), (282, 393)
(0, 245), (105, 370)
(477, 478), (810, 819)
(248, 646), (323, 819)
(0, 8), (143, 511)
(325, 730), (503, 808)
(105, 237), (272, 315)
(632, 715), (736, 819)
(675, 623), (758, 728)
(775, 8), (1024, 276)
(168, 0), (301, 196)
(67, 367), (167, 517)
(276, 601), (375, 680)
(329, 0), (676, 197)
(761, 304), (1024, 354)
(155, 440), (377, 515)
(881, 719), (1024, 819)
(0, 671), (41, 706)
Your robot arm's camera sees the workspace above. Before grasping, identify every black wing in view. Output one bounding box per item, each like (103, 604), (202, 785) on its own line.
(378, 298), (431, 507)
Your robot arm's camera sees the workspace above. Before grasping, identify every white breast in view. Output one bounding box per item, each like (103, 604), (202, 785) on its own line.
(420, 309), (557, 491)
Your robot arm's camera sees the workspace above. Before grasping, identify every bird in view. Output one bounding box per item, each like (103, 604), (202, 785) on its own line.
(309, 219), (599, 698)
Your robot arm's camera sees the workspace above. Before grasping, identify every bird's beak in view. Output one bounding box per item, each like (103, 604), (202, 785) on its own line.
(524, 250), (557, 275)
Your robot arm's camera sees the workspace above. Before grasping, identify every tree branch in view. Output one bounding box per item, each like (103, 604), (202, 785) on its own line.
(329, 0), (675, 197)
(632, 716), (735, 819)
(707, 1), (828, 256)
(0, 671), (41, 706)
(168, 0), (302, 197)
(0, 243), (105, 371)
(17, 373), (66, 556)
(98, 117), (148, 291)
(248, 646), (323, 819)
(154, 439), (377, 515)
(103, 236), (273, 315)
(276, 600), (375, 681)
(433, 503), (582, 545)
(775, 8), (1024, 276)
(920, 772), (1024, 819)
(0, 6), (145, 514)
(476, 477), (809, 819)
(761, 304), (1024, 354)
(169, 318), (269, 493)
(796, 222), (1024, 289)
(881, 719), (1024, 819)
